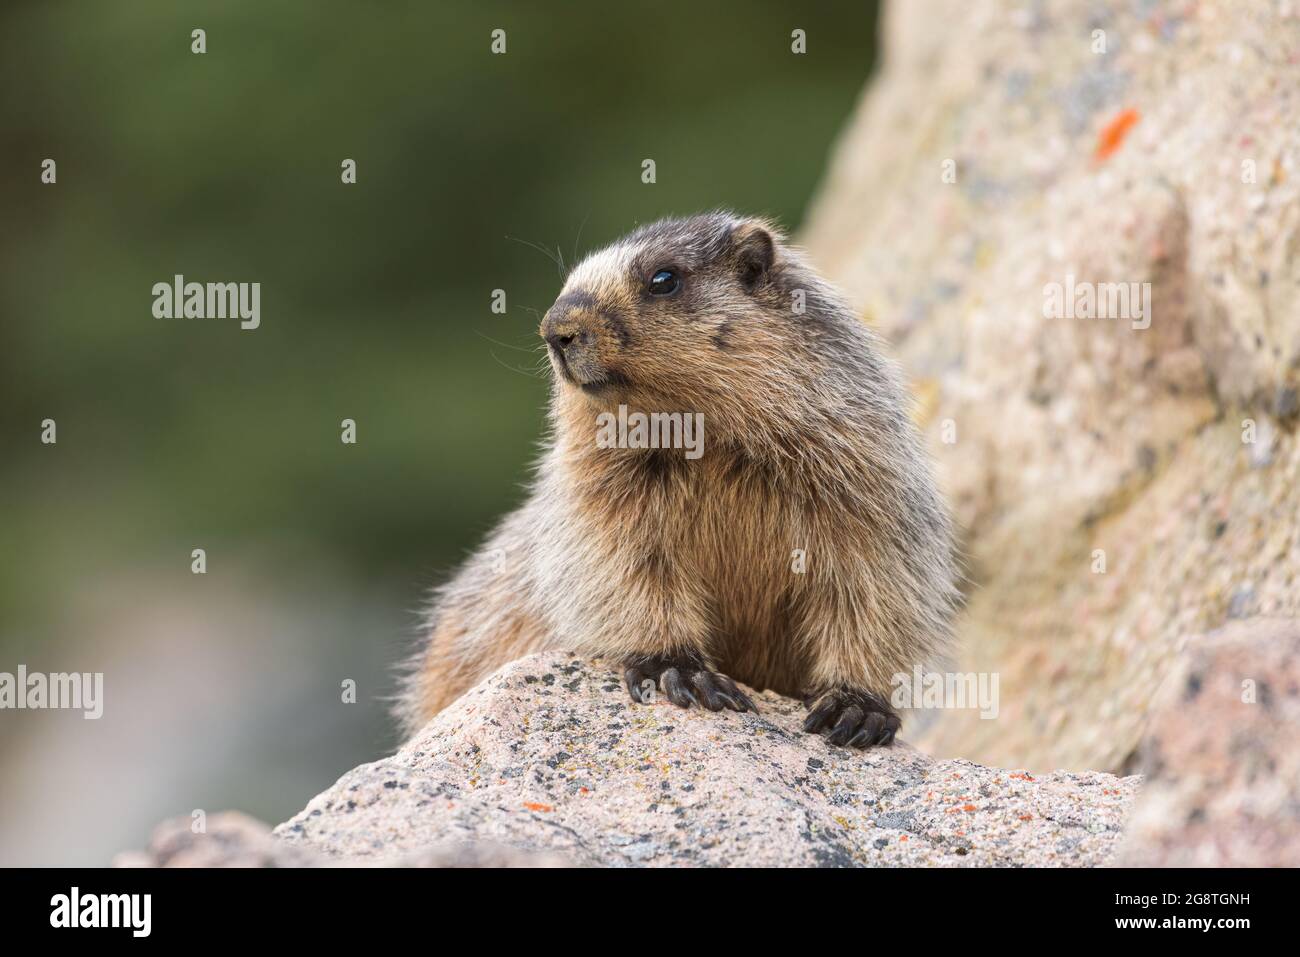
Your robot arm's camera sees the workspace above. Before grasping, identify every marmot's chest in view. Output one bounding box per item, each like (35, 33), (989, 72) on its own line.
(676, 474), (808, 620)
(583, 459), (820, 693)
(694, 494), (819, 695)
(592, 451), (817, 620)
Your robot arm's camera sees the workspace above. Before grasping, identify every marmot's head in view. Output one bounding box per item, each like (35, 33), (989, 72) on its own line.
(540, 212), (846, 424)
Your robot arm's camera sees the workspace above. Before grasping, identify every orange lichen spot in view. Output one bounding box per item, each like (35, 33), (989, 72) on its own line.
(523, 801), (554, 813)
(962, 804), (977, 812)
(1019, 814), (1034, 821)
(579, 786), (589, 794)
(899, 835), (909, 842)
(1094, 108), (1140, 163)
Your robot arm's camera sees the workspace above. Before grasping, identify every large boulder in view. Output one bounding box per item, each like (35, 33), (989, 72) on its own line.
(1115, 619), (1300, 866)
(802, 0), (1300, 771)
(270, 654), (1136, 867)
(120, 641), (1300, 867)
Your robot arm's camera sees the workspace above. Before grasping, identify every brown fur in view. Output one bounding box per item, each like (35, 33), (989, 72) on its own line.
(397, 212), (958, 745)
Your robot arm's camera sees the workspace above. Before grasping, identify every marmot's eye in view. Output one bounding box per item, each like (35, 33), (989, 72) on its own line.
(648, 269), (679, 296)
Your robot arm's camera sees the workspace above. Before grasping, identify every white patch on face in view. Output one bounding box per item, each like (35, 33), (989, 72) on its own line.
(564, 240), (640, 298)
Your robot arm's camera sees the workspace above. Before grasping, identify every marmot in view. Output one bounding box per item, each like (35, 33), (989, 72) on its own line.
(398, 211), (958, 748)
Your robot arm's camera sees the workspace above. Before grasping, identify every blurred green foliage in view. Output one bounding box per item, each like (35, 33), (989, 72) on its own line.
(0, 0), (877, 649)
(0, 2), (877, 856)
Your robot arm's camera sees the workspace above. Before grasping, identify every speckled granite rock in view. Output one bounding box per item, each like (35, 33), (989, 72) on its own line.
(802, 0), (1300, 772)
(273, 654), (1137, 867)
(1116, 619), (1300, 866)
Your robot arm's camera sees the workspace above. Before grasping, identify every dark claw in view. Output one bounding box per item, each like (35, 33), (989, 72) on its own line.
(692, 672), (725, 711)
(622, 653), (758, 715)
(828, 705), (865, 746)
(700, 673), (756, 713)
(726, 685), (758, 714)
(802, 697), (839, 734)
(624, 666), (655, 703)
(849, 711), (887, 748)
(661, 667), (698, 708)
(803, 688), (900, 749)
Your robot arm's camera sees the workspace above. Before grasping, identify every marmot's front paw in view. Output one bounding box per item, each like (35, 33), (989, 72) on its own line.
(802, 688), (900, 748)
(623, 654), (757, 713)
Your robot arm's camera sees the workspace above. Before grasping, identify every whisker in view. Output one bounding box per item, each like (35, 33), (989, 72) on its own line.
(572, 210), (591, 270)
(473, 330), (544, 354)
(505, 235), (565, 278)
(484, 346), (548, 379)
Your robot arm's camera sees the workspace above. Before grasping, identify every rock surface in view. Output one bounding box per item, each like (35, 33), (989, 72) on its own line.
(802, 0), (1300, 772)
(272, 654), (1136, 867)
(1116, 619), (1300, 866)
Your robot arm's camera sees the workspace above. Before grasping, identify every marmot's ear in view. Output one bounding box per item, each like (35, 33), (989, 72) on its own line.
(729, 221), (775, 291)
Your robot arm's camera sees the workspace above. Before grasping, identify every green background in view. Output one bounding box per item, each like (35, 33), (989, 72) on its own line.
(0, 0), (878, 864)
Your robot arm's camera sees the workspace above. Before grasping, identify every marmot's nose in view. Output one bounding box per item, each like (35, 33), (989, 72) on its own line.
(546, 330), (577, 352)
(541, 311), (584, 354)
